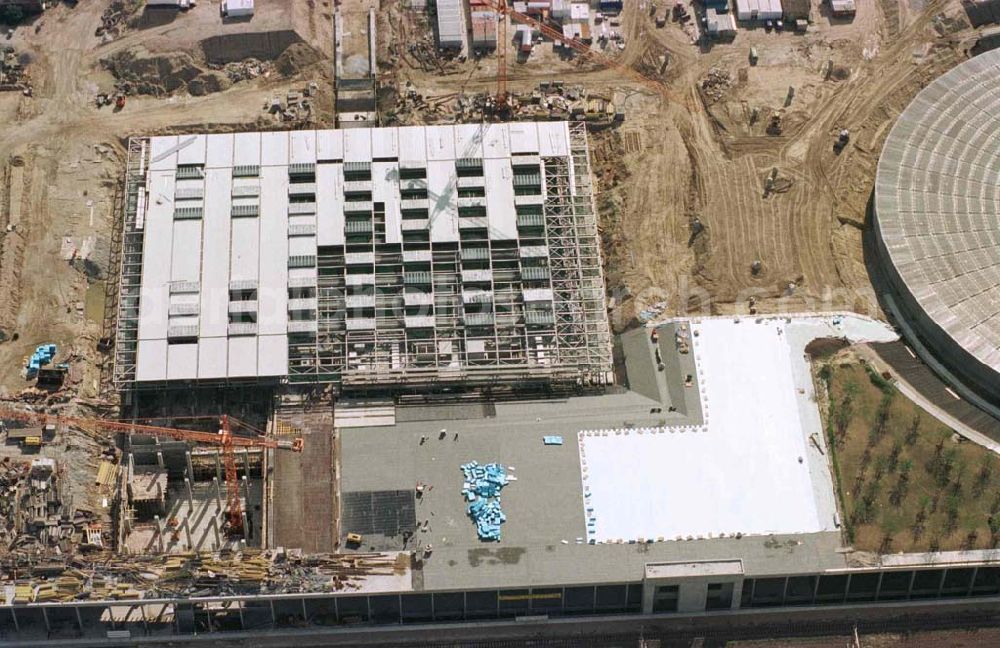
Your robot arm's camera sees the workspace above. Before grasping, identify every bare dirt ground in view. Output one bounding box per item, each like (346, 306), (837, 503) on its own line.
(729, 626), (1000, 647)
(0, 0), (335, 398)
(379, 0), (982, 331)
(0, 0), (992, 569)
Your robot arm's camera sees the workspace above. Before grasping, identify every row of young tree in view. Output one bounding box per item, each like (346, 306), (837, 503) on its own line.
(823, 365), (999, 552)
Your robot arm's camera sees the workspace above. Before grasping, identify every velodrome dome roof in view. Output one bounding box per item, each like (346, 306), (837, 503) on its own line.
(875, 50), (1000, 375)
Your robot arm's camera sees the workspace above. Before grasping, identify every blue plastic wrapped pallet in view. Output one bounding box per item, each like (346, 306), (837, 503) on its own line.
(461, 461), (511, 541)
(25, 344), (57, 378)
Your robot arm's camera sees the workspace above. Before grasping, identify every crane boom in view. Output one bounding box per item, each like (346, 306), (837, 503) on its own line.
(0, 404), (303, 536)
(482, 1), (680, 104)
(0, 405), (302, 451)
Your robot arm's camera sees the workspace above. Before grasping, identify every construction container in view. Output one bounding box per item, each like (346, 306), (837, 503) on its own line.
(470, 9), (498, 50)
(222, 0), (255, 18)
(436, 0), (466, 49)
(519, 27), (533, 52)
(736, 0), (783, 21)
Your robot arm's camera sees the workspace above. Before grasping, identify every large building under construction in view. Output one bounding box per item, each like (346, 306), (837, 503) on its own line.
(113, 122), (611, 392)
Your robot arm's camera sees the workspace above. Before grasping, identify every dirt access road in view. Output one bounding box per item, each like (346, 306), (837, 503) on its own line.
(382, 0), (981, 330)
(0, 1), (332, 397)
(595, 0), (978, 328)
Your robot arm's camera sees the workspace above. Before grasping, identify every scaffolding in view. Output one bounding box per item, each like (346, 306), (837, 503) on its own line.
(113, 137), (151, 389)
(115, 124), (613, 393)
(99, 152), (127, 393)
(544, 122), (612, 385)
(338, 122), (612, 390)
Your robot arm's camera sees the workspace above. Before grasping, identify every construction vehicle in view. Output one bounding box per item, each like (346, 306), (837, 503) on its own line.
(766, 110), (783, 135)
(749, 46), (759, 65)
(0, 405), (304, 537)
(834, 128), (850, 153)
(655, 4), (669, 26)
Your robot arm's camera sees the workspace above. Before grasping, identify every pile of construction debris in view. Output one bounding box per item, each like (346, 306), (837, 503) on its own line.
(219, 58), (270, 83)
(700, 67), (733, 103)
(95, 0), (142, 42)
(264, 83), (319, 123)
(0, 47), (30, 93)
(387, 81), (623, 127)
(0, 549), (410, 602)
(0, 457), (104, 557)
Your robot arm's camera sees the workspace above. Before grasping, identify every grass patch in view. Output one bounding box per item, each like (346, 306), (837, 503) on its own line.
(819, 357), (1000, 553)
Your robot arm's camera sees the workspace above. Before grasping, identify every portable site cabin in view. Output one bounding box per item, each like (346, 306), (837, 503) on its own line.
(436, 0), (467, 49)
(736, 0), (783, 21)
(222, 0), (254, 18)
(706, 8), (737, 37)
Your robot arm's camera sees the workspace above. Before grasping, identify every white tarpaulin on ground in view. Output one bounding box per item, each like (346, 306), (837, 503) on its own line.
(579, 314), (896, 544)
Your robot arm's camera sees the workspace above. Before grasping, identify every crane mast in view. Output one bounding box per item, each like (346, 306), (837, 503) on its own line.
(497, 0), (507, 108)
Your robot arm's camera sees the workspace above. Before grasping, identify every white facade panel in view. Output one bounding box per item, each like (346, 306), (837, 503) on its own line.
(200, 168), (232, 338)
(428, 160), (459, 242)
(138, 170), (176, 341)
(426, 127), (457, 161)
(288, 235), (317, 257)
(257, 335), (289, 376)
(260, 131), (289, 166)
(230, 217), (260, 282)
(149, 136), (179, 172)
(170, 219), (202, 282)
(484, 158), (517, 240)
(398, 126), (427, 164)
(198, 337), (228, 379)
(317, 129), (344, 161)
(373, 161), (402, 244)
(372, 128), (399, 159)
(258, 166), (289, 335)
(205, 134), (235, 168)
(289, 130), (317, 164)
(233, 132), (262, 166)
(228, 337), (258, 377)
(167, 343), (198, 381)
(176, 135), (207, 166)
(136, 339), (168, 382)
(316, 163), (345, 245)
(453, 124), (486, 160)
(508, 122), (540, 154)
(287, 267), (318, 283)
(344, 128), (372, 162)
(483, 123), (511, 158)
(538, 122), (570, 157)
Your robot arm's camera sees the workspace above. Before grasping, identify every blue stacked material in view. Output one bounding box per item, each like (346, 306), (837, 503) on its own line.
(461, 461), (511, 541)
(25, 344), (57, 378)
(543, 436), (564, 445)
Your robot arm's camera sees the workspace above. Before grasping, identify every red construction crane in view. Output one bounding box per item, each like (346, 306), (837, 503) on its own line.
(481, 1), (681, 105)
(0, 405), (303, 537)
